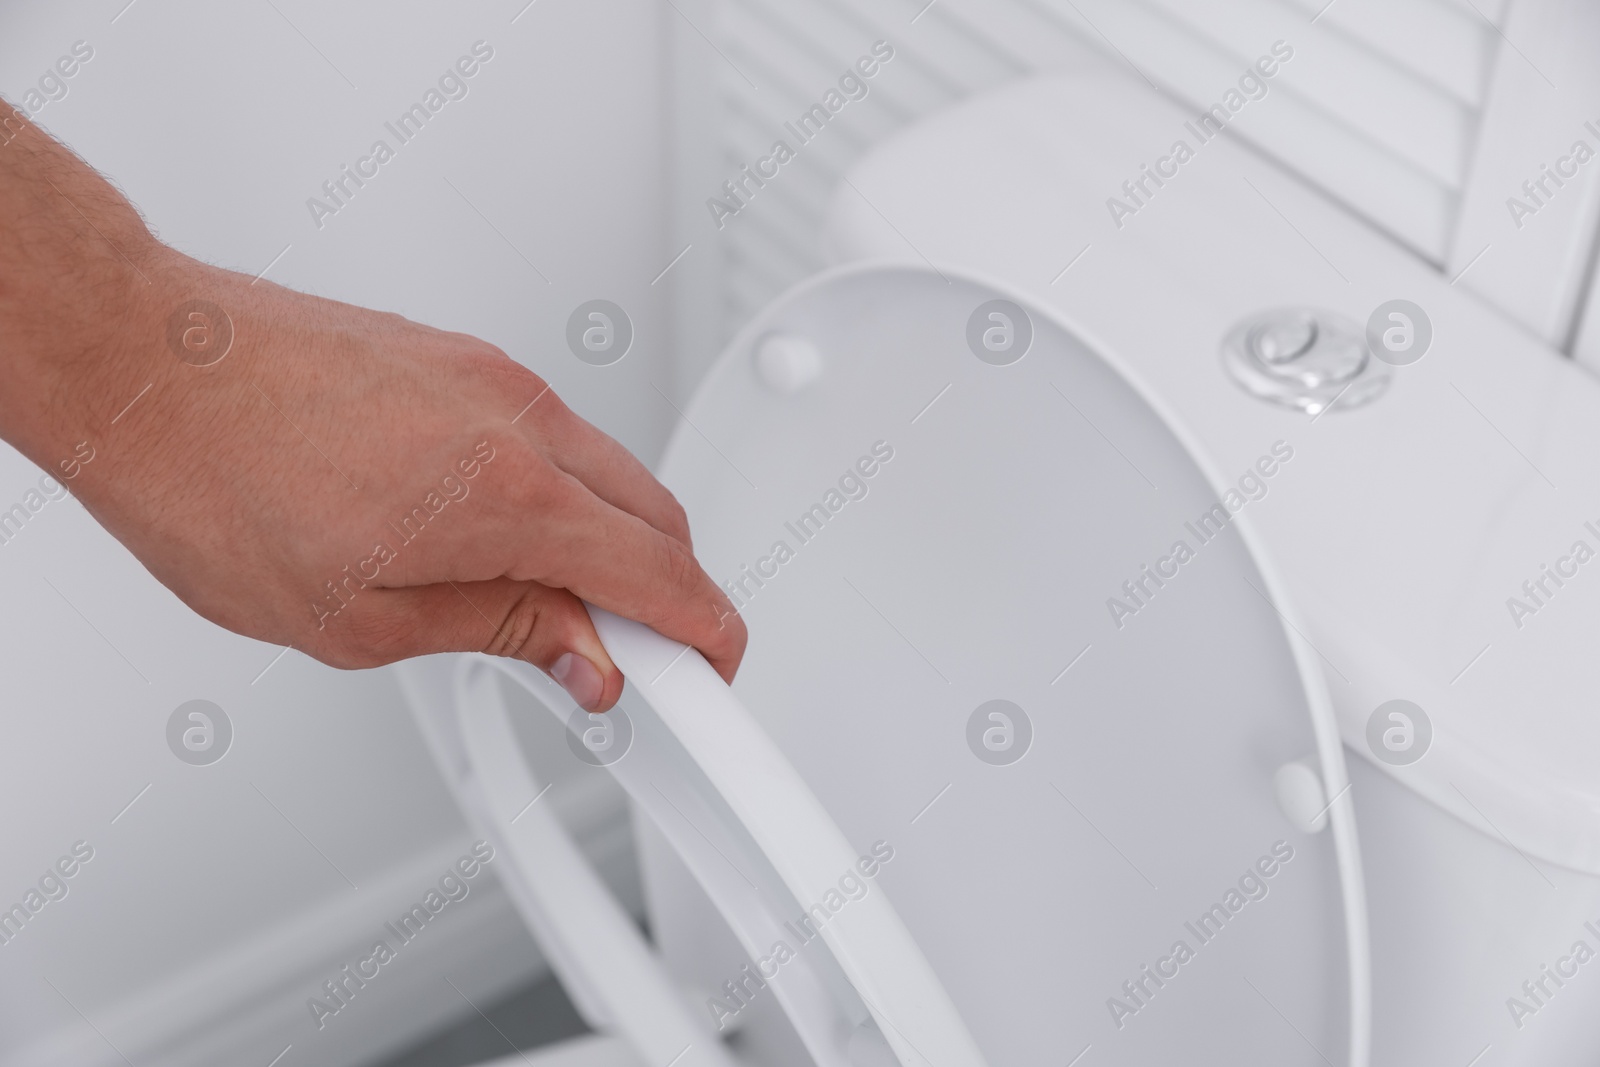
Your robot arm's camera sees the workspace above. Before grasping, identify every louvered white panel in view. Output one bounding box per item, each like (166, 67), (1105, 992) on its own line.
(1278, 0), (1498, 105)
(1134, 0), (1472, 186)
(707, 0), (1065, 333)
(1450, 0), (1600, 363)
(1039, 0), (1487, 256)
(698, 0), (1504, 338)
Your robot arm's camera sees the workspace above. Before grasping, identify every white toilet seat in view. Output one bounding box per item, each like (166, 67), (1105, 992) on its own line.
(399, 265), (1369, 1065)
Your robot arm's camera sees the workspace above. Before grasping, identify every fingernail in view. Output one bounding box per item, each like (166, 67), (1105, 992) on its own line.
(552, 652), (605, 711)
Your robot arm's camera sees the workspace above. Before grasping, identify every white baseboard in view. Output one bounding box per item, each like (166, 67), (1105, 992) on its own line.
(6, 818), (642, 1067)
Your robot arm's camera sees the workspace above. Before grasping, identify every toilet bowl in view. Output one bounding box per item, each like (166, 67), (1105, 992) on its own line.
(398, 68), (1600, 1067)
(400, 260), (1375, 1066)
(819, 72), (1600, 1065)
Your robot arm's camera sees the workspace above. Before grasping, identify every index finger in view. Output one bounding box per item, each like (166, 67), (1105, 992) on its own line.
(506, 466), (747, 682)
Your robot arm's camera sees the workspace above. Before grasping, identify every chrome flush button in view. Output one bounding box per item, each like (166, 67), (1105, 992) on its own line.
(1222, 307), (1389, 415)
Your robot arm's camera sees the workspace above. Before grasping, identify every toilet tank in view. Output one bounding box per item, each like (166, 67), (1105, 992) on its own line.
(818, 71), (1600, 880)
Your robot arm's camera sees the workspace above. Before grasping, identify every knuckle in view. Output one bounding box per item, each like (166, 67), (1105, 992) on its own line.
(658, 535), (702, 598)
(460, 344), (557, 406)
(485, 586), (585, 665)
(715, 599), (749, 651)
(506, 453), (566, 514)
(470, 338), (513, 363)
(663, 494), (692, 544)
(484, 589), (544, 660)
(452, 334), (512, 366)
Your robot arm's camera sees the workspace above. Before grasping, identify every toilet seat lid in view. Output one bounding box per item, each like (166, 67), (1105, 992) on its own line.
(822, 75), (1600, 877)
(653, 264), (1364, 1064)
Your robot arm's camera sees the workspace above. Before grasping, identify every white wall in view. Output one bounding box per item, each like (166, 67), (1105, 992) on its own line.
(0, 1), (667, 1064)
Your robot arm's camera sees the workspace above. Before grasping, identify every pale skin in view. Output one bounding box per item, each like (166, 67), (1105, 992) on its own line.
(0, 102), (746, 711)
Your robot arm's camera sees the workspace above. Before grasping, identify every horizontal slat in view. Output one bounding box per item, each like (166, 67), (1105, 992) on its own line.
(944, 0), (1112, 73)
(722, 4), (977, 141)
(1274, 0), (1496, 105)
(718, 95), (872, 206)
(711, 144), (836, 258)
(713, 0), (1028, 322)
(717, 44), (897, 154)
(722, 4), (876, 114)
(802, 0), (1028, 92)
(706, 0), (1503, 332)
(1106, 0), (1476, 189)
(736, 0), (1011, 103)
(1432, 0), (1510, 27)
(737, 206), (827, 277)
(1227, 75), (1458, 257)
(1024, 0), (1462, 257)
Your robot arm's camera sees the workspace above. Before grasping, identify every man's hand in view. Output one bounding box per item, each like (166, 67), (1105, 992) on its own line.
(0, 102), (744, 711)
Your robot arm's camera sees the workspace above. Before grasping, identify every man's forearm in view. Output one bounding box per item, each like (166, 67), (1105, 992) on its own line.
(0, 97), (748, 691)
(0, 98), (172, 475)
